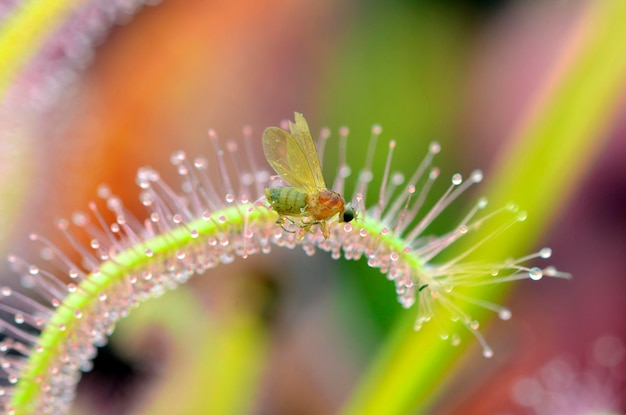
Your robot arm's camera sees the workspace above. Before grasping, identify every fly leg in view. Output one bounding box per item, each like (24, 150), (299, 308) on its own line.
(276, 216), (297, 234)
(296, 220), (323, 240)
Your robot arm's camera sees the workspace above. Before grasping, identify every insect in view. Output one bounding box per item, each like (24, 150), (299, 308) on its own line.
(263, 113), (356, 239)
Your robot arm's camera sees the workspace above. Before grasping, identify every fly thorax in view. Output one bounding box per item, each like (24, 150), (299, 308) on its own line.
(308, 189), (345, 220)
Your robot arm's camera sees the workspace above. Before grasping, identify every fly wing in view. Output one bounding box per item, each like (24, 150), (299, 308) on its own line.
(288, 113), (326, 189)
(262, 126), (317, 192)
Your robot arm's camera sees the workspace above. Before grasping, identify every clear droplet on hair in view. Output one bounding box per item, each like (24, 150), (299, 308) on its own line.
(499, 309), (512, 320)
(529, 267), (543, 280)
(539, 247), (552, 258)
(470, 170), (483, 182)
(429, 142), (441, 154)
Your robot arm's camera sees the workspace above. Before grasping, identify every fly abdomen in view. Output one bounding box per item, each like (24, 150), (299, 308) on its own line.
(265, 187), (308, 215)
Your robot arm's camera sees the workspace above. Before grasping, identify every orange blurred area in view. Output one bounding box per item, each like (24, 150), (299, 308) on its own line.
(7, 0), (347, 254)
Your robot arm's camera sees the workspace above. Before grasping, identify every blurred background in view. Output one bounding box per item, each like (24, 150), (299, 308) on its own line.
(0, 0), (624, 414)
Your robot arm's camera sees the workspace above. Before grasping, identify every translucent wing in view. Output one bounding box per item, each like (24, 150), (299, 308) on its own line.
(263, 125), (318, 193)
(287, 113), (326, 189)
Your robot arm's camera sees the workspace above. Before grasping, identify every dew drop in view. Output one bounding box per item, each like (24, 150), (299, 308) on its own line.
(359, 229), (368, 237)
(499, 309), (512, 320)
(359, 170), (373, 183)
(482, 347), (494, 358)
(429, 142), (441, 154)
(225, 194), (235, 203)
(226, 141), (238, 152)
(451, 174), (462, 185)
(471, 170), (483, 182)
(190, 230), (199, 239)
(194, 158), (208, 169)
(529, 267), (543, 280)
(543, 266), (557, 277)
(58, 324), (66, 331)
(539, 247), (552, 259)
(390, 252), (399, 262)
(451, 334), (461, 346)
(145, 249), (153, 257)
(170, 150), (186, 164)
(391, 172), (404, 185)
(14, 314), (24, 324)
(172, 214), (183, 224)
(98, 292), (108, 301)
(74, 310), (83, 319)
(1, 287), (11, 296)
(517, 211), (528, 221)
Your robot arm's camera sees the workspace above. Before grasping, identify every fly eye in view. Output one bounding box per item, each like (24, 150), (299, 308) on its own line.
(342, 207), (356, 223)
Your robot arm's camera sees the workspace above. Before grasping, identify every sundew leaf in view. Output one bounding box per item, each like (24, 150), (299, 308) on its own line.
(0, 115), (567, 414)
(339, 2), (626, 415)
